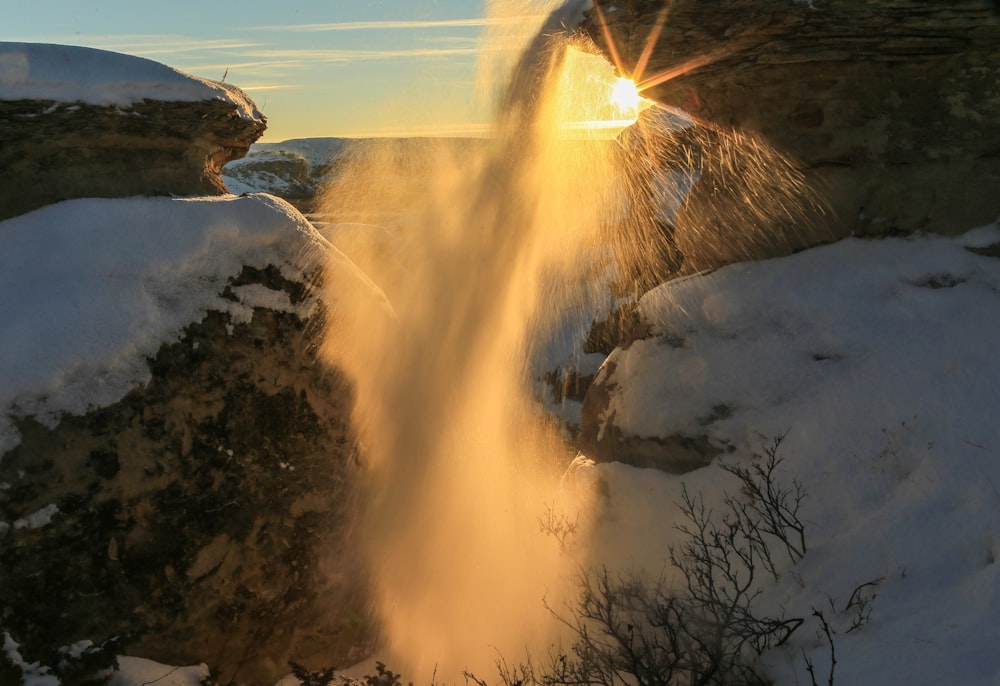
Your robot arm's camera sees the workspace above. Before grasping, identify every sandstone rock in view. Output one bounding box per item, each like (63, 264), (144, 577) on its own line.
(583, 0), (1000, 236)
(0, 266), (371, 686)
(0, 43), (267, 221)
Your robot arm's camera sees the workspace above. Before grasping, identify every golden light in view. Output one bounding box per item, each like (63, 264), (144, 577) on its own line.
(610, 76), (641, 114)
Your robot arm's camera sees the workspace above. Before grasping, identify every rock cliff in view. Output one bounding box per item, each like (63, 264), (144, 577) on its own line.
(582, 0), (1000, 236)
(0, 193), (386, 685)
(574, 1), (1000, 468)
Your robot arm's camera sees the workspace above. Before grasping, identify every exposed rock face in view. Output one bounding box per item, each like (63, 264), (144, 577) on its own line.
(0, 266), (369, 686)
(0, 97), (266, 221)
(575, 1), (1000, 460)
(582, 0), (1000, 236)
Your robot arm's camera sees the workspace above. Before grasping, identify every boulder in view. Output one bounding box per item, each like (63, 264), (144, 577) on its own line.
(582, 0), (1000, 236)
(0, 189), (395, 686)
(578, 349), (721, 473)
(0, 43), (267, 221)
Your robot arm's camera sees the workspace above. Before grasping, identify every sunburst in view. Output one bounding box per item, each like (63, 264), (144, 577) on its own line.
(589, 0), (731, 100)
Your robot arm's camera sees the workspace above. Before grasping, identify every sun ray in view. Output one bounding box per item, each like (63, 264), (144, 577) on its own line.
(635, 46), (731, 91)
(589, 1), (626, 77)
(631, 3), (671, 84)
(585, 2), (752, 101)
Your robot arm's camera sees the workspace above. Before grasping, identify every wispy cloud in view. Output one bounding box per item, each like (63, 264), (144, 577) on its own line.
(238, 84), (302, 92)
(40, 34), (261, 56)
(182, 59), (310, 73)
(246, 46), (484, 63)
(338, 120), (494, 138)
(241, 16), (540, 33)
(417, 35), (481, 47)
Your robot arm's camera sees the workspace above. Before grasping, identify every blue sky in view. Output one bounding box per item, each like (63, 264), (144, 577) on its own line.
(1, 0), (508, 140)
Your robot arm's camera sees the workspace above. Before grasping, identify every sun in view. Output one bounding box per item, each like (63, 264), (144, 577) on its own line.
(609, 76), (641, 114)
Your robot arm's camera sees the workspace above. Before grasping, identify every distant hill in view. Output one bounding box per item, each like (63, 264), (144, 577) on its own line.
(222, 137), (485, 211)
(222, 137), (352, 203)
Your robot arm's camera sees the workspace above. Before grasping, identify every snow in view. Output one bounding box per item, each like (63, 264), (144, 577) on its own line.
(2, 633), (59, 686)
(0, 42), (262, 121)
(0, 193), (333, 454)
(110, 657), (210, 686)
(221, 139), (352, 202)
(12, 503), (58, 530)
(247, 138), (352, 171)
(604, 227), (1000, 451)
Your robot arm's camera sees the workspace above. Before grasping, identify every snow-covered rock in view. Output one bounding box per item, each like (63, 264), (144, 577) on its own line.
(0, 194), (387, 685)
(222, 139), (351, 201)
(581, 223), (1000, 686)
(0, 42), (267, 220)
(581, 226), (1000, 471)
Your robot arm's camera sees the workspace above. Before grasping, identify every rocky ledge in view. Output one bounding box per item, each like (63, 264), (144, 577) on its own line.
(0, 42), (267, 221)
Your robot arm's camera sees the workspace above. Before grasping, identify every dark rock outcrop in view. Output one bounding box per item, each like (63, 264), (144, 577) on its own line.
(0, 97), (265, 221)
(0, 267), (370, 686)
(583, 0), (1000, 236)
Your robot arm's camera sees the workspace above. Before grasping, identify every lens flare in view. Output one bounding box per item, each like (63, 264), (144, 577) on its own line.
(550, 45), (650, 136)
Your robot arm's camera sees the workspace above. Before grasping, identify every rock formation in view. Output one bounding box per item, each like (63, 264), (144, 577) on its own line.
(582, 0), (1000, 236)
(0, 268), (370, 685)
(222, 139), (351, 212)
(0, 43), (267, 221)
(0, 98), (265, 221)
(578, 352), (721, 473)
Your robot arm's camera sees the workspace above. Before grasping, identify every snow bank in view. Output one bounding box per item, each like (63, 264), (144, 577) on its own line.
(0, 42), (262, 121)
(587, 224), (1000, 686)
(609, 227), (1000, 453)
(111, 657), (209, 686)
(248, 138), (351, 170)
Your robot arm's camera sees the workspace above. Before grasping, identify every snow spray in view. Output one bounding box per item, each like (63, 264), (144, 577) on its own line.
(318, 0), (638, 678)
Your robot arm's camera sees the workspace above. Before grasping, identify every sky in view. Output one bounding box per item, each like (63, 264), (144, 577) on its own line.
(0, 0), (517, 141)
